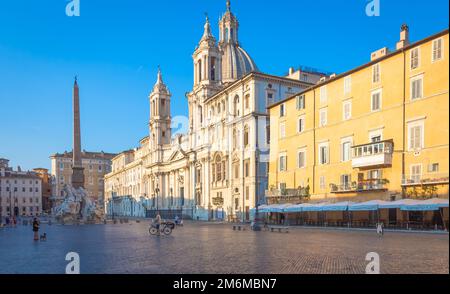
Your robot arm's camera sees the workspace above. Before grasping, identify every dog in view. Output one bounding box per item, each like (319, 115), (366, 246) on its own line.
(39, 233), (47, 241)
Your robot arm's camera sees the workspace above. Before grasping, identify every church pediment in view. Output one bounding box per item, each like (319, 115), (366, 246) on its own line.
(168, 148), (187, 162)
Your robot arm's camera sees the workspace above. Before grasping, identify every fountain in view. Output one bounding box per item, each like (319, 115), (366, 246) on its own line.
(53, 185), (104, 224)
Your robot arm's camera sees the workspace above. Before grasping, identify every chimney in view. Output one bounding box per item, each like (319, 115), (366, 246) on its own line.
(396, 24), (410, 50)
(289, 67), (295, 75)
(371, 47), (389, 61)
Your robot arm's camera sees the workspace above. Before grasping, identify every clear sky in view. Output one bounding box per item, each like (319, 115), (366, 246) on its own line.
(0, 0), (448, 171)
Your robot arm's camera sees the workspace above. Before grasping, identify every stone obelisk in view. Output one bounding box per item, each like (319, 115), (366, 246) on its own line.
(71, 76), (85, 189)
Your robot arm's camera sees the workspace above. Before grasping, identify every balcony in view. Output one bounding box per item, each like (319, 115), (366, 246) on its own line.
(265, 187), (310, 204)
(330, 179), (389, 193)
(352, 140), (393, 169)
(402, 173), (449, 186)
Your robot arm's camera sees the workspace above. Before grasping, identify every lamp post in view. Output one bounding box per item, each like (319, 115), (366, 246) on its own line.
(154, 176), (160, 213)
(9, 183), (12, 218)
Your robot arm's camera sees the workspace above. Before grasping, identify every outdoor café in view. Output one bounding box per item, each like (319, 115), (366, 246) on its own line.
(256, 198), (449, 231)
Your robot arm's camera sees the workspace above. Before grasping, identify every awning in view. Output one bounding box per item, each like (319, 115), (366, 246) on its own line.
(401, 198), (449, 211)
(259, 204), (292, 213)
(257, 198), (449, 213)
(284, 204), (304, 213)
(302, 202), (331, 212)
(320, 201), (354, 212)
(348, 200), (390, 211)
(378, 198), (420, 209)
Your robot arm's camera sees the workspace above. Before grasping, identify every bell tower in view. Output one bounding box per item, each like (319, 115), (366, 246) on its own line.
(193, 14), (222, 89)
(149, 68), (171, 153)
(219, 0), (239, 46)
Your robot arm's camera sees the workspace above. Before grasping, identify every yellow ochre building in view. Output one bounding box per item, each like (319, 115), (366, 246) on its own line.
(267, 26), (449, 225)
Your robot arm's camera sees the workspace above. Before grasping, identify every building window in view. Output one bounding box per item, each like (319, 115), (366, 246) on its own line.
(280, 103), (286, 117)
(432, 38), (443, 62)
(341, 140), (352, 162)
(318, 143), (329, 165)
(245, 186), (250, 201)
(267, 92), (274, 106)
(343, 100), (352, 120)
(319, 86), (327, 104)
(410, 164), (422, 183)
(244, 160), (250, 177)
(233, 162), (239, 179)
(319, 108), (327, 127)
(411, 76), (423, 100)
(371, 89), (382, 112)
(198, 59), (202, 81)
(244, 125), (249, 147)
(372, 63), (380, 83)
(216, 162), (222, 182)
(344, 76), (352, 95)
(59, 163), (64, 170)
(340, 174), (351, 189)
(233, 96), (240, 117)
(210, 57), (216, 81)
(245, 94), (250, 109)
(279, 153), (287, 172)
(233, 128), (238, 149)
(279, 123), (286, 139)
(428, 163), (439, 173)
(297, 116), (305, 133)
(368, 169), (382, 181)
(410, 47), (420, 70)
(319, 176), (326, 190)
(297, 149), (306, 168)
(408, 121), (424, 151)
(296, 94), (305, 110)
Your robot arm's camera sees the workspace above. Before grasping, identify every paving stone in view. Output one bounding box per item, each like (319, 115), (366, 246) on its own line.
(0, 222), (447, 274)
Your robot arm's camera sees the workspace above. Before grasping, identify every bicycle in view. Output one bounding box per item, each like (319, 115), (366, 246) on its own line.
(149, 222), (173, 236)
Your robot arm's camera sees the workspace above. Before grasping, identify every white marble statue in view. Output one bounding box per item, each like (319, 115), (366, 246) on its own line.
(54, 185), (104, 223)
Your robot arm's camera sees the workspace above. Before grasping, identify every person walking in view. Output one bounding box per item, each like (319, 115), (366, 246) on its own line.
(12, 216), (17, 228)
(376, 222), (384, 237)
(32, 217), (40, 241)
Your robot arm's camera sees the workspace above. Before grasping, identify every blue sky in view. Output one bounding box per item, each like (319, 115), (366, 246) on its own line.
(0, 0), (448, 171)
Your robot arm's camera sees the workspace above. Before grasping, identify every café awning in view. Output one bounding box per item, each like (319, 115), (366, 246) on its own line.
(401, 198), (449, 211)
(348, 200), (390, 211)
(378, 198), (420, 209)
(320, 201), (355, 212)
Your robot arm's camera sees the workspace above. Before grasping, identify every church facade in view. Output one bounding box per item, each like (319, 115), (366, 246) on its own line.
(104, 1), (321, 221)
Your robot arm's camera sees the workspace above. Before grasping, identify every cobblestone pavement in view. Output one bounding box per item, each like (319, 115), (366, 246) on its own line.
(0, 221), (448, 274)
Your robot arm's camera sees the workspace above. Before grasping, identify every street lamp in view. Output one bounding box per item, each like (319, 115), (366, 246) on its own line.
(9, 183), (12, 218)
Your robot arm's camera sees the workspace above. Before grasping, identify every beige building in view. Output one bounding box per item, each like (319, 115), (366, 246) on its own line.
(0, 158), (42, 218)
(50, 151), (116, 205)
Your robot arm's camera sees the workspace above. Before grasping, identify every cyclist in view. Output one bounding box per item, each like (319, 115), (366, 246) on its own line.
(153, 213), (162, 236)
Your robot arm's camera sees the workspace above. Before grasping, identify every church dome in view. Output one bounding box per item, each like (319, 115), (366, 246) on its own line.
(221, 42), (258, 82)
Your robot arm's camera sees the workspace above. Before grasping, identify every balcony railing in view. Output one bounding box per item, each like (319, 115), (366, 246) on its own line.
(402, 173), (449, 186)
(351, 140), (393, 168)
(265, 187), (311, 204)
(330, 179), (388, 193)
